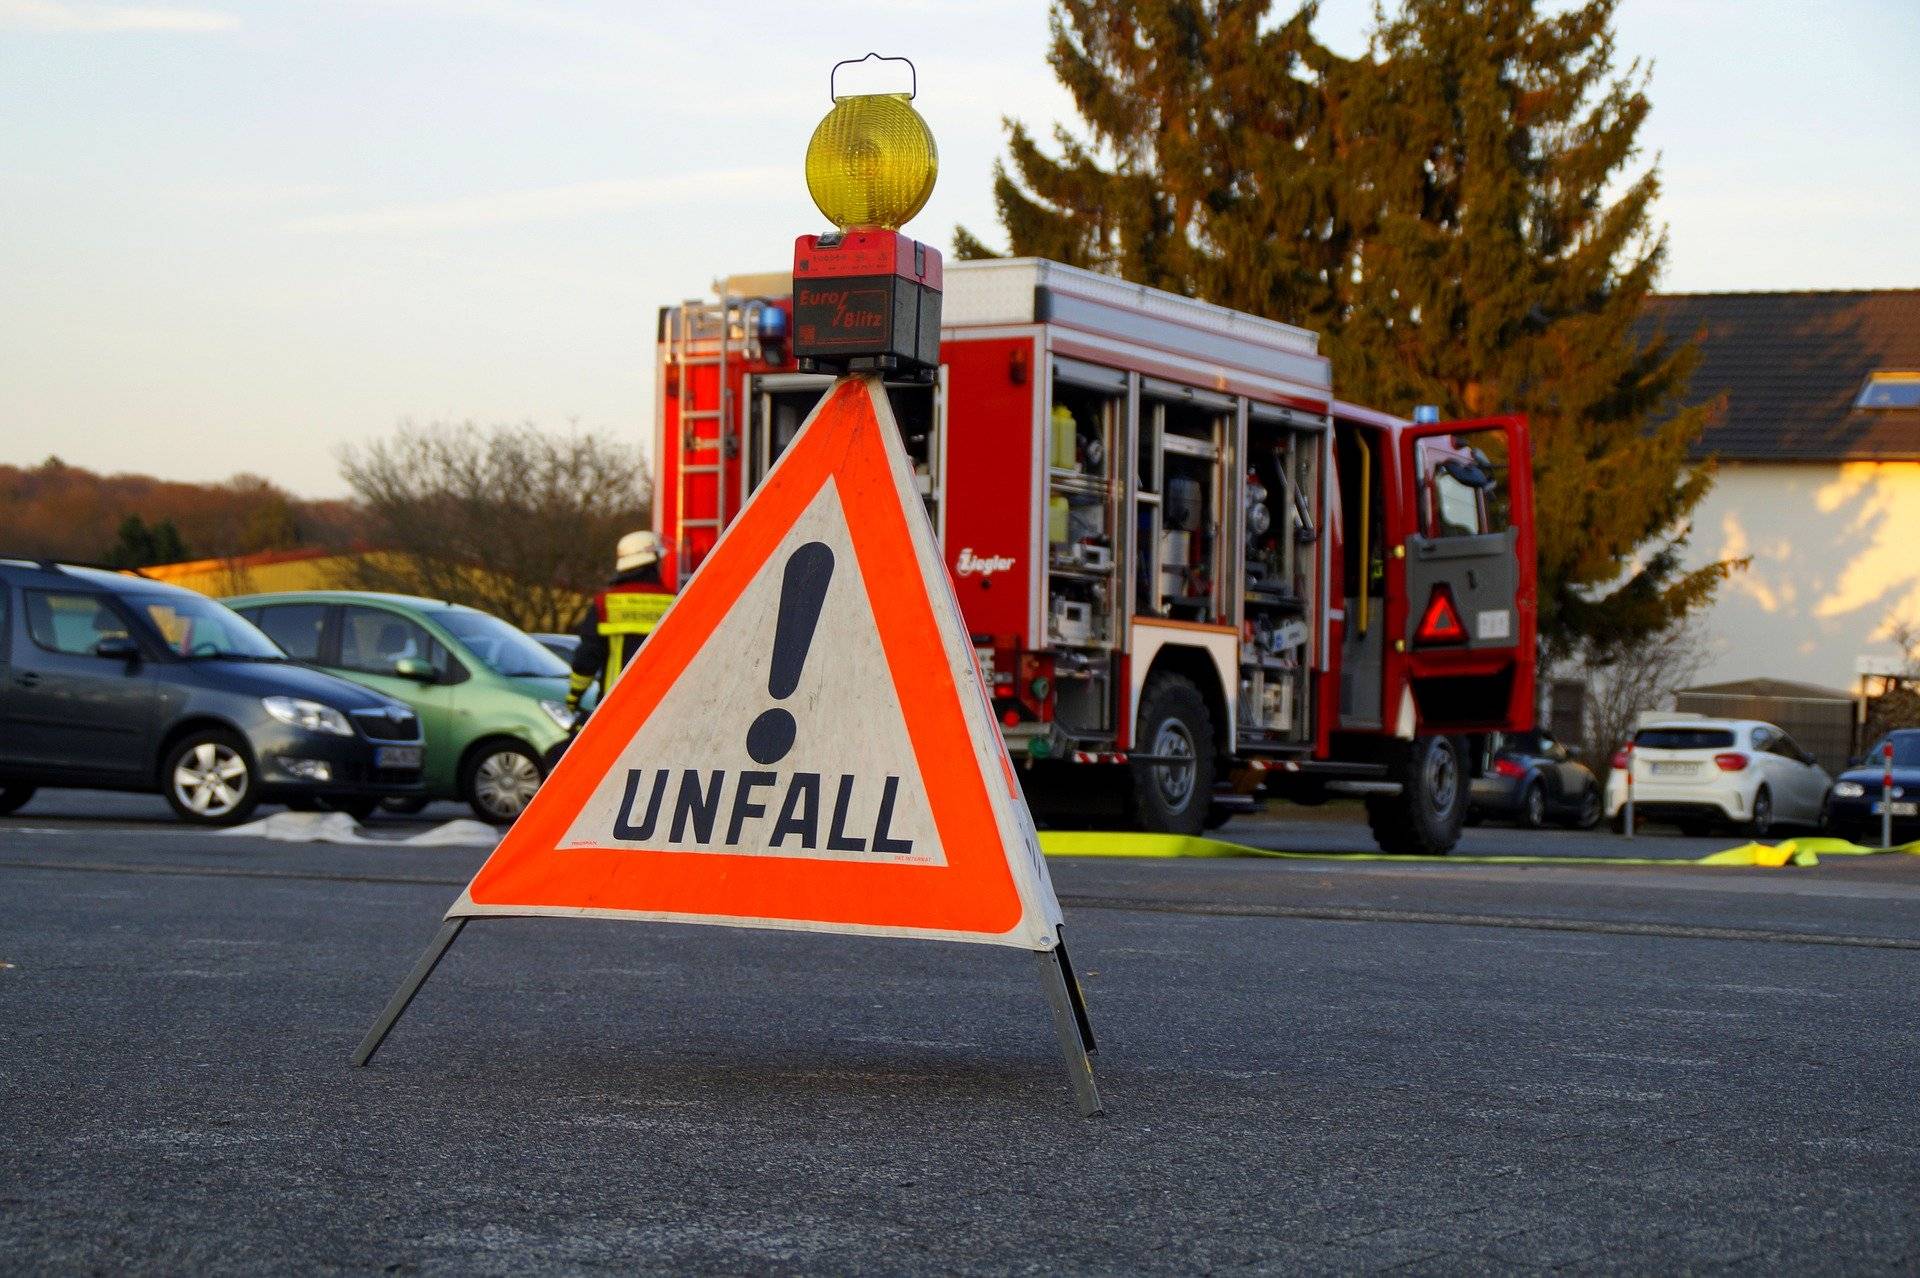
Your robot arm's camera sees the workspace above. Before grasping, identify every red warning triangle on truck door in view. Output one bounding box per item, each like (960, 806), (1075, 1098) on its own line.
(448, 376), (1064, 949)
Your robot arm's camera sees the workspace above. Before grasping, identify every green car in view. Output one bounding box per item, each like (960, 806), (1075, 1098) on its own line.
(224, 591), (580, 822)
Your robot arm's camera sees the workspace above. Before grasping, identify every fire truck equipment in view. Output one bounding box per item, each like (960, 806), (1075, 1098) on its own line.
(1051, 597), (1093, 646)
(1051, 404), (1077, 469)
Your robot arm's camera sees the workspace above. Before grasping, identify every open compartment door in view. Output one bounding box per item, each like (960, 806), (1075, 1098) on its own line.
(1396, 414), (1536, 732)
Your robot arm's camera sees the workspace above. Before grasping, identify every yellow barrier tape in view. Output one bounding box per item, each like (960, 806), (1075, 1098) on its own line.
(1037, 830), (1920, 869)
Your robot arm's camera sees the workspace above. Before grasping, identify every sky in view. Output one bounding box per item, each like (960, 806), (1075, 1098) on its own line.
(3, 0), (1917, 497)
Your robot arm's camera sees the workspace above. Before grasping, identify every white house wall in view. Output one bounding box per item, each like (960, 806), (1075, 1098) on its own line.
(1681, 460), (1920, 688)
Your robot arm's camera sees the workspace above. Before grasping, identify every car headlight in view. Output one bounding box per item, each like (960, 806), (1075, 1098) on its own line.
(1832, 781), (1865, 799)
(262, 696), (354, 737)
(539, 699), (578, 732)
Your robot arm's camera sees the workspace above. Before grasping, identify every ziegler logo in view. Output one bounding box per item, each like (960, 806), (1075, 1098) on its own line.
(955, 548), (1016, 578)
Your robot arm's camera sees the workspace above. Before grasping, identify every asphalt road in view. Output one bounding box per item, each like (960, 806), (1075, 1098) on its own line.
(4, 793), (1918, 1273)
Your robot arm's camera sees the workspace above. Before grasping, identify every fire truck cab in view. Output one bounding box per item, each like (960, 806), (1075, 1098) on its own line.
(657, 259), (1536, 853)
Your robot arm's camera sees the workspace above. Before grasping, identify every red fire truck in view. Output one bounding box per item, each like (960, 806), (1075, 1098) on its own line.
(656, 259), (1536, 853)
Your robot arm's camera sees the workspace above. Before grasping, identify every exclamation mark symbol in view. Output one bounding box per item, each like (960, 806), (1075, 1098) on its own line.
(745, 540), (835, 766)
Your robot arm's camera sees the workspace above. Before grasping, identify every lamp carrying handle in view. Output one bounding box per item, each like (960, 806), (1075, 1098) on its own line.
(829, 52), (917, 102)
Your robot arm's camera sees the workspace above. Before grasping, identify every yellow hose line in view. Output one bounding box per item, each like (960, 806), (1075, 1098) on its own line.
(1037, 830), (1920, 869)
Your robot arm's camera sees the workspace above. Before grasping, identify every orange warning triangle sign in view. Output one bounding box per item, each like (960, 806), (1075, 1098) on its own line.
(448, 376), (1064, 950)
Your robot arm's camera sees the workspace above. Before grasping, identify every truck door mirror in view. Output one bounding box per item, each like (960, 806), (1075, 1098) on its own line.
(1438, 456), (1494, 491)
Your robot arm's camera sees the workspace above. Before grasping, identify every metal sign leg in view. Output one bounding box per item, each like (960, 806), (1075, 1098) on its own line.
(1036, 941), (1103, 1117)
(1055, 930), (1096, 1056)
(352, 917), (467, 1067)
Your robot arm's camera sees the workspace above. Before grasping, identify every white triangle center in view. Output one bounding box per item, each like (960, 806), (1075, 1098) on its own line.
(558, 479), (945, 867)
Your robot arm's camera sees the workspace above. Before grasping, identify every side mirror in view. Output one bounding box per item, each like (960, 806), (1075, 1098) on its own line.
(1439, 457), (1495, 491)
(94, 636), (140, 663)
(393, 656), (437, 683)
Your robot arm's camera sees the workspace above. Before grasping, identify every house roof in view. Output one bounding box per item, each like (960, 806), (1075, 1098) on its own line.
(1637, 290), (1920, 462)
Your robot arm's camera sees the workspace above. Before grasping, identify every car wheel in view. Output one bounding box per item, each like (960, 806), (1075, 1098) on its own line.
(1747, 786), (1773, 838)
(381, 796), (431, 815)
(162, 730), (261, 827)
(1520, 782), (1547, 830)
(1128, 674), (1217, 837)
(1568, 786), (1602, 830)
(464, 742), (545, 825)
(0, 785), (35, 816)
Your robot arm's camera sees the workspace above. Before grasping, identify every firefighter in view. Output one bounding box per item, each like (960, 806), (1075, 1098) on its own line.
(565, 531), (675, 714)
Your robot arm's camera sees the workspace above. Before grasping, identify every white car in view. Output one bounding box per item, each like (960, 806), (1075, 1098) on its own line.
(1604, 717), (1830, 837)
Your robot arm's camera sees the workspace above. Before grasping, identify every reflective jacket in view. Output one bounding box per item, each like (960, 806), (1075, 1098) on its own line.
(568, 567), (673, 703)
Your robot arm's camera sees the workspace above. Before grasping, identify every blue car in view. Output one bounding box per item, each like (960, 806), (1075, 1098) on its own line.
(1824, 729), (1920, 843)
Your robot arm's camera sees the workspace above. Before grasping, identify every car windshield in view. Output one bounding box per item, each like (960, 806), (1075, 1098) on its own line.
(137, 595), (284, 660)
(1634, 727), (1736, 751)
(1867, 735), (1920, 768)
(436, 608), (569, 678)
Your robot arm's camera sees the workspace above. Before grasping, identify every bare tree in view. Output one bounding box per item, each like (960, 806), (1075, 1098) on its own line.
(337, 422), (652, 633)
(1560, 619), (1710, 778)
(1861, 618), (1920, 746)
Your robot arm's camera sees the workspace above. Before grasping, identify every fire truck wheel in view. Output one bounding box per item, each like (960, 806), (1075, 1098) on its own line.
(1129, 674), (1217, 836)
(1365, 735), (1466, 855)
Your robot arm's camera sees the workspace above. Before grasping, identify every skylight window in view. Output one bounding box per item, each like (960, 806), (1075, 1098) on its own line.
(1856, 371), (1920, 409)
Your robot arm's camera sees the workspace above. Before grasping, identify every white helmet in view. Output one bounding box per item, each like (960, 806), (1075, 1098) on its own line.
(615, 530), (661, 573)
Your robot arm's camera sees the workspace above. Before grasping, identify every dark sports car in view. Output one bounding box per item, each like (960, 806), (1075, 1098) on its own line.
(1824, 729), (1920, 843)
(1469, 730), (1602, 829)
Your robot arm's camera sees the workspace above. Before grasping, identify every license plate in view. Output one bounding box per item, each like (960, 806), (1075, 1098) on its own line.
(376, 746), (422, 770)
(1871, 801), (1917, 817)
(1651, 761), (1694, 775)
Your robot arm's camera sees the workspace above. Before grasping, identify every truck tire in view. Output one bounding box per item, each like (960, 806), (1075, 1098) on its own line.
(1129, 673), (1216, 836)
(1365, 735), (1465, 855)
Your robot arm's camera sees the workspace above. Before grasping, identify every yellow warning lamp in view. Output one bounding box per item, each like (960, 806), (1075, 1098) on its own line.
(804, 53), (938, 231)
(792, 54), (944, 381)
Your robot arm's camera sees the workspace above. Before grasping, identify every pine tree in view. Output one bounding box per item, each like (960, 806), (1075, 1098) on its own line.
(1332, 0), (1729, 655)
(149, 519), (188, 564)
(966, 0), (1735, 656)
(955, 0), (1351, 332)
(105, 514), (191, 567)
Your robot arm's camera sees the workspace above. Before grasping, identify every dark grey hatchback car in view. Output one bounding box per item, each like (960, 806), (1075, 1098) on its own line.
(0, 561), (425, 825)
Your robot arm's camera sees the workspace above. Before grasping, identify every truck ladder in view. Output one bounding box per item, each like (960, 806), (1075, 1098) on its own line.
(665, 296), (772, 587)
(666, 299), (733, 587)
